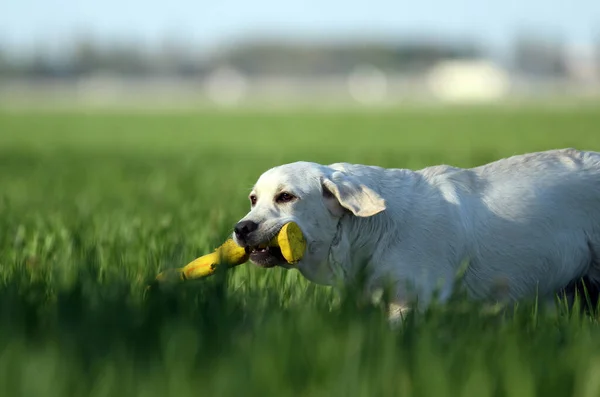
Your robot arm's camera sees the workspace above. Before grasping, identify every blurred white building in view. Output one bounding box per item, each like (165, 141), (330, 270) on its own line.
(426, 60), (510, 103)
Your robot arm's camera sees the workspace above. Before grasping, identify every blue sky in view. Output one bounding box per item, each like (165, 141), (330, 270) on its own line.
(1, 0), (598, 54)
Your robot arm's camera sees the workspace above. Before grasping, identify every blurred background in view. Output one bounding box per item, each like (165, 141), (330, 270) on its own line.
(2, 0), (599, 110)
(2, 3), (600, 395)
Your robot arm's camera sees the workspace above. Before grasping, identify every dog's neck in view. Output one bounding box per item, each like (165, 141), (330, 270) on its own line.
(329, 200), (409, 285)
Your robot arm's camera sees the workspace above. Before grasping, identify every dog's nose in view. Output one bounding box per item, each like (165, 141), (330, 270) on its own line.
(234, 220), (259, 241)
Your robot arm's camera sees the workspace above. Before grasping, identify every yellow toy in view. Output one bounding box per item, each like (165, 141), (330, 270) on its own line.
(154, 222), (305, 283)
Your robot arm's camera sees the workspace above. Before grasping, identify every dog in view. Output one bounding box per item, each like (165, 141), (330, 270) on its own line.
(232, 148), (600, 319)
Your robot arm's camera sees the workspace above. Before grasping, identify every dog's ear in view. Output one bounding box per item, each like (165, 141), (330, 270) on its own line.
(321, 171), (386, 217)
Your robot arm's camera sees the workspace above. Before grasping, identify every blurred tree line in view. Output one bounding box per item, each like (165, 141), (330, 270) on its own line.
(0, 33), (594, 80)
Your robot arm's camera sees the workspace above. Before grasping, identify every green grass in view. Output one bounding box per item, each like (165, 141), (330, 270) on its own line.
(1, 106), (600, 397)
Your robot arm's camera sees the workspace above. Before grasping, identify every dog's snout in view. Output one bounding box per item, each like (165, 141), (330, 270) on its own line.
(234, 220), (259, 241)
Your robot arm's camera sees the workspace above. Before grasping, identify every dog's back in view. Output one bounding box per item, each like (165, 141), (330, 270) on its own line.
(456, 149), (600, 303)
(331, 149), (600, 307)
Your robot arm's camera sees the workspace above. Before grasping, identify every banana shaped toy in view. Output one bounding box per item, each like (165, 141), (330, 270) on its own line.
(154, 222), (305, 283)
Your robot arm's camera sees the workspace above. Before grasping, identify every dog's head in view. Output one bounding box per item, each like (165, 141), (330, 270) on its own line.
(233, 161), (386, 285)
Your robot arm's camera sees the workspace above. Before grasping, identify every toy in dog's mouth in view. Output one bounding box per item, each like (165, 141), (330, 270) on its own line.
(248, 245), (287, 268)
(151, 221), (306, 284)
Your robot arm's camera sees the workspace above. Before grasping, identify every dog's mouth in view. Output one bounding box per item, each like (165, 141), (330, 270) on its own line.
(246, 244), (287, 268)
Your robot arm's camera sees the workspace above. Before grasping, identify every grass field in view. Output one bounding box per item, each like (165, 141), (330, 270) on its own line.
(2, 106), (600, 397)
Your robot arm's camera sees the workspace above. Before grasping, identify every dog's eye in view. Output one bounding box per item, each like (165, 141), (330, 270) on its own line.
(249, 195), (257, 206)
(275, 192), (296, 204)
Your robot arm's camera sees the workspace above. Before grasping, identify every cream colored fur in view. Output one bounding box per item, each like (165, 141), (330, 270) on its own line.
(234, 148), (600, 319)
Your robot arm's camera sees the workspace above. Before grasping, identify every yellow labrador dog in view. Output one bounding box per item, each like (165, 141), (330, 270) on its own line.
(232, 148), (600, 319)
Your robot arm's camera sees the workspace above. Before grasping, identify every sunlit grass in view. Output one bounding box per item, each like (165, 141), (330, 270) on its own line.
(1, 107), (600, 397)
